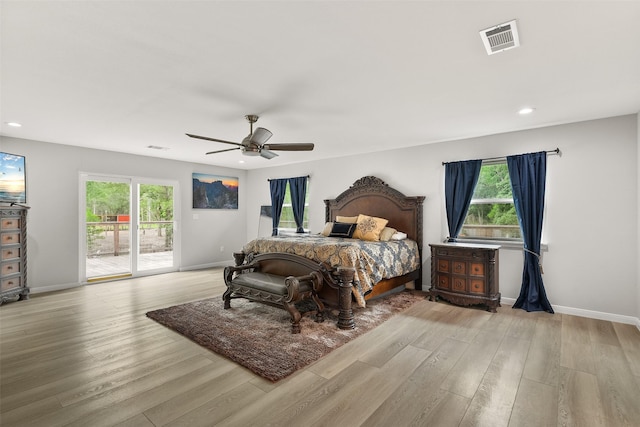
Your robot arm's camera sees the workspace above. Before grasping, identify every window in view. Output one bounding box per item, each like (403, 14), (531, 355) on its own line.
(460, 161), (522, 240)
(278, 179), (310, 232)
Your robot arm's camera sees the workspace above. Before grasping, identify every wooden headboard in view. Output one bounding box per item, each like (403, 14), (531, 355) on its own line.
(324, 176), (425, 254)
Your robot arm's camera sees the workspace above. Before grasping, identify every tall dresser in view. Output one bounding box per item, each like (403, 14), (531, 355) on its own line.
(1, 206), (29, 305)
(429, 242), (500, 312)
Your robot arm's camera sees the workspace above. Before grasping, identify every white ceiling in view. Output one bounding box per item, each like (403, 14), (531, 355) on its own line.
(1, 1), (639, 170)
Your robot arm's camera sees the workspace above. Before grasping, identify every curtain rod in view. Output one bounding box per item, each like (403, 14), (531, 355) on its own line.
(442, 148), (560, 165)
(267, 175), (310, 182)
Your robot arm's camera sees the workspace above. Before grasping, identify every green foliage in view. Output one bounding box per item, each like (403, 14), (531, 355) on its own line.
(86, 181), (130, 217)
(279, 181), (310, 230)
(465, 163), (518, 227)
(86, 181), (175, 253)
(85, 208), (104, 253)
(473, 164), (513, 199)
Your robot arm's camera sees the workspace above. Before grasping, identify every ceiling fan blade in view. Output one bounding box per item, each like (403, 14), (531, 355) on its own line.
(206, 147), (240, 155)
(186, 133), (241, 147)
(250, 127), (273, 145)
(260, 149), (279, 159)
(262, 143), (314, 151)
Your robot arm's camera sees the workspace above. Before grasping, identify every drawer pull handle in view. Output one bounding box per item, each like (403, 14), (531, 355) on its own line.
(7, 266), (13, 270)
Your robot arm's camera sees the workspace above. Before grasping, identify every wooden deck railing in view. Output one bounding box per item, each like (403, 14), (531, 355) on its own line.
(87, 221), (173, 256)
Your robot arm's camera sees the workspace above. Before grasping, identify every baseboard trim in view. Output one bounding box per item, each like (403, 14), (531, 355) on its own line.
(30, 282), (83, 295)
(501, 297), (640, 328)
(180, 261), (230, 271)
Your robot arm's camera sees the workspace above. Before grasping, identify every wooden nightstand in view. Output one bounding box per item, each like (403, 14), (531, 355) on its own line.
(429, 243), (500, 312)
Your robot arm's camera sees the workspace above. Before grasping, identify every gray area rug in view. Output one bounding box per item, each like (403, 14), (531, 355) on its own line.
(146, 290), (424, 382)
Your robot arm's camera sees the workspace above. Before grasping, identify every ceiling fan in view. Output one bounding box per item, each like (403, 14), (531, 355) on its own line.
(186, 115), (314, 159)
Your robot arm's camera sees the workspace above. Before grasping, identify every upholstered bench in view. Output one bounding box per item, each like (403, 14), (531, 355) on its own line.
(223, 253), (325, 333)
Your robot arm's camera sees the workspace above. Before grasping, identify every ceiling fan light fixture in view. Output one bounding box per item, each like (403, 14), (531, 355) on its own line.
(188, 114), (312, 160)
(241, 146), (261, 156)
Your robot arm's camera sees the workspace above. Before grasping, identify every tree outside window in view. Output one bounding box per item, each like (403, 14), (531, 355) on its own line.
(278, 180), (310, 232)
(461, 162), (522, 240)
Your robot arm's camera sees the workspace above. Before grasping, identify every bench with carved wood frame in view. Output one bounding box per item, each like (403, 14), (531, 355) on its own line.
(224, 252), (356, 333)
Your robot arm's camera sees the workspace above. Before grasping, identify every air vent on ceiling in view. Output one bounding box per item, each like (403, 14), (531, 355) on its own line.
(479, 19), (520, 55)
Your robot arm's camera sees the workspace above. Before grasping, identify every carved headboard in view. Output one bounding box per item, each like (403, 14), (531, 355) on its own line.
(324, 176), (425, 254)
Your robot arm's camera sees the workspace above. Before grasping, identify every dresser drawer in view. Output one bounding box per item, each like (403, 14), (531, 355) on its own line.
(1, 218), (21, 230)
(1, 276), (22, 292)
(1, 262), (21, 276)
(470, 262), (485, 276)
(1, 247), (20, 260)
(452, 261), (466, 275)
(436, 274), (450, 290)
(470, 279), (485, 294)
(1, 232), (20, 245)
(437, 259), (450, 273)
(452, 277), (466, 293)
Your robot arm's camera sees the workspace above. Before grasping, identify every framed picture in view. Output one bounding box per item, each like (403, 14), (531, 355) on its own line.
(0, 152), (27, 204)
(192, 173), (238, 209)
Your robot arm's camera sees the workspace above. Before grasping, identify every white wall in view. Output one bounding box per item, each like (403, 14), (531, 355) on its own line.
(245, 115), (639, 320)
(0, 137), (247, 291)
(2, 114), (638, 321)
(637, 113), (640, 324)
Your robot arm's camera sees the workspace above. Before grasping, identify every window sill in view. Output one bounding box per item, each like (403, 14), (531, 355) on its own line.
(278, 230), (310, 237)
(451, 238), (548, 252)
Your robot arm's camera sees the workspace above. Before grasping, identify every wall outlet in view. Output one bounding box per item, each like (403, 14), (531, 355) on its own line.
(220, 246), (224, 252)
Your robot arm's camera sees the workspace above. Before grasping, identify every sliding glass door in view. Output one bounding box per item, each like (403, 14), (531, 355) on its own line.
(137, 183), (174, 272)
(81, 174), (178, 282)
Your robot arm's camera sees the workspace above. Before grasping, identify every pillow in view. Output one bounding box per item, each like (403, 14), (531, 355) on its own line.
(352, 214), (389, 241)
(335, 215), (358, 224)
(391, 231), (408, 240)
(379, 227), (397, 242)
(328, 222), (357, 238)
(320, 222), (334, 237)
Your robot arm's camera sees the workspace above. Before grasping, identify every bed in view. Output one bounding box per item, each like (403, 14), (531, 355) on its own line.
(238, 176), (425, 309)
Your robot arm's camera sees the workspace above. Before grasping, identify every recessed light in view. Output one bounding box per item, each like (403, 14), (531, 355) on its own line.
(6, 122), (22, 127)
(238, 160), (245, 164)
(518, 107), (535, 115)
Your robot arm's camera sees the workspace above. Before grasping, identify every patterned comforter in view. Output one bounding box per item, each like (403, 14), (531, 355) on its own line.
(242, 235), (420, 307)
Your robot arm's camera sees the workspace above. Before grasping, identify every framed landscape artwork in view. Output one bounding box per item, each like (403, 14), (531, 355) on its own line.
(192, 173), (238, 209)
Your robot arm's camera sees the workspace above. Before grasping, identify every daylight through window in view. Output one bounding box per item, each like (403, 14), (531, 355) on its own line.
(278, 179), (310, 231)
(460, 161), (522, 240)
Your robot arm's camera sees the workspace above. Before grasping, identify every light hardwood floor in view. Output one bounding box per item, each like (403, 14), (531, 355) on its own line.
(1, 268), (639, 426)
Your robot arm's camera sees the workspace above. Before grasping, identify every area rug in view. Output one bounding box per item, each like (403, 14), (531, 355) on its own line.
(146, 291), (424, 382)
